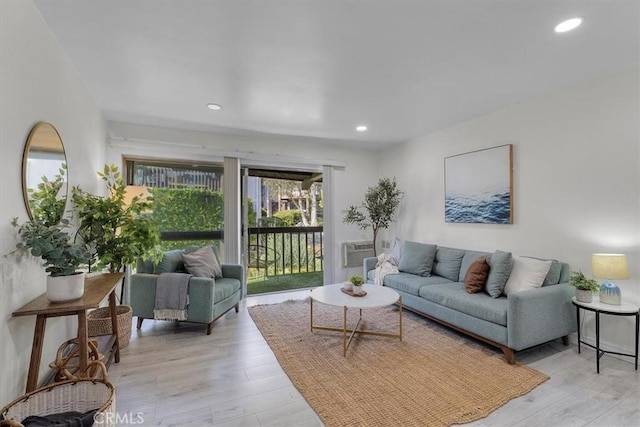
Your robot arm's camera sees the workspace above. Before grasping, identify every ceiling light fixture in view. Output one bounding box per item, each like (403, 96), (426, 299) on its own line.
(555, 17), (582, 33)
(356, 125), (367, 132)
(207, 103), (222, 110)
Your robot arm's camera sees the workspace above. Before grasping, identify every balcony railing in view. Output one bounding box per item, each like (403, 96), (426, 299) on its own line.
(247, 226), (323, 279)
(158, 226), (324, 279)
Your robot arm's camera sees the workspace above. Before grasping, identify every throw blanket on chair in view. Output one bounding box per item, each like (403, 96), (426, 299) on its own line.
(374, 252), (399, 286)
(154, 273), (191, 321)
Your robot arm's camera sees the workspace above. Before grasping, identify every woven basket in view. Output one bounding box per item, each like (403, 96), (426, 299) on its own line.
(1, 363), (115, 427)
(88, 305), (132, 349)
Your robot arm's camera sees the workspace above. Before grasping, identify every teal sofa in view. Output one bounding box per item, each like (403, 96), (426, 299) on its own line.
(364, 244), (576, 363)
(130, 249), (243, 335)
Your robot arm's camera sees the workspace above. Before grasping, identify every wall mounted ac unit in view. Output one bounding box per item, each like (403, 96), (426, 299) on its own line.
(342, 241), (375, 268)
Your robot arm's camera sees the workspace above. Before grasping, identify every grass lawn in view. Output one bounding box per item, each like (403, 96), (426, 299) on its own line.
(247, 271), (323, 295)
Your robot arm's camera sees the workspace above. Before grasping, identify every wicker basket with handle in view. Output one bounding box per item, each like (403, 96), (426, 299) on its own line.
(87, 305), (132, 349)
(0, 362), (115, 427)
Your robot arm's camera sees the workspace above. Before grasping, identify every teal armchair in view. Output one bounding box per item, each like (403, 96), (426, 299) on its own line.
(130, 249), (244, 335)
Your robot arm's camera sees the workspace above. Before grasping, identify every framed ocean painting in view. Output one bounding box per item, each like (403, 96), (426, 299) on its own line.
(444, 144), (513, 224)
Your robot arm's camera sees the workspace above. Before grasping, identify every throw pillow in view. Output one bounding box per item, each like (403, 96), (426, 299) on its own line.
(464, 257), (490, 293)
(182, 246), (219, 278)
(398, 241), (437, 276)
(155, 249), (185, 274)
(504, 256), (552, 295)
(485, 250), (513, 298)
(389, 238), (402, 266)
(432, 247), (465, 282)
(523, 256), (562, 286)
(185, 245), (223, 278)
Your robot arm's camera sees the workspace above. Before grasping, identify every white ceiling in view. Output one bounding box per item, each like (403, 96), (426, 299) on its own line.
(34, 0), (639, 149)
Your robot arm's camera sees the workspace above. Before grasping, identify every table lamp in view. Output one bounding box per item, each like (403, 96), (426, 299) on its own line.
(591, 253), (629, 305)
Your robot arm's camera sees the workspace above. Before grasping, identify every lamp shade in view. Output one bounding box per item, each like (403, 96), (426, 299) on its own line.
(591, 254), (629, 280)
(123, 185), (151, 207)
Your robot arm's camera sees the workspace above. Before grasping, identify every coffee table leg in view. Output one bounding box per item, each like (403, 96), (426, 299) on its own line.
(343, 305), (347, 357)
(310, 298), (313, 332)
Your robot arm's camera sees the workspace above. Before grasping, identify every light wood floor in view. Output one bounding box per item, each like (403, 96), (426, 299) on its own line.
(109, 290), (640, 426)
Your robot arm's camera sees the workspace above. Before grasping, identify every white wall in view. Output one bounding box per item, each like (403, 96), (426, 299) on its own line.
(0, 1), (107, 404)
(380, 68), (640, 354)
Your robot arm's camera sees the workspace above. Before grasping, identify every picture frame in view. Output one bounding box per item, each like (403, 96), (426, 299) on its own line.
(444, 144), (513, 224)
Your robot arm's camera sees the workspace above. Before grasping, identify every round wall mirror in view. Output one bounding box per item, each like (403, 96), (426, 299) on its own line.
(22, 122), (68, 224)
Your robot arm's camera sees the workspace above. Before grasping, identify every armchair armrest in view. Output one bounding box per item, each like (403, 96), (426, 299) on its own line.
(507, 283), (576, 351)
(221, 263), (244, 283)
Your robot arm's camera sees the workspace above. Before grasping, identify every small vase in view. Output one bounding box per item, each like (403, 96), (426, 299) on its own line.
(352, 285), (363, 295)
(47, 272), (85, 302)
(343, 281), (353, 291)
(575, 289), (592, 303)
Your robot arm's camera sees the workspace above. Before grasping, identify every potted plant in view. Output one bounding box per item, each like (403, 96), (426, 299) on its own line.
(72, 164), (162, 347)
(350, 274), (365, 295)
(569, 270), (600, 303)
(11, 208), (93, 302)
(72, 164), (161, 273)
(343, 177), (403, 256)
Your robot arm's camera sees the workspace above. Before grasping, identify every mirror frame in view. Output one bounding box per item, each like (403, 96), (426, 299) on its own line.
(22, 122), (68, 221)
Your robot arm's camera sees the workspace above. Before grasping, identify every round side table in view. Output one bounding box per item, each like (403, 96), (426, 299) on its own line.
(572, 296), (639, 373)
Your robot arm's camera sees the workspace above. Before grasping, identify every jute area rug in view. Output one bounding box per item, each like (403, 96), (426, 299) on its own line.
(248, 299), (548, 427)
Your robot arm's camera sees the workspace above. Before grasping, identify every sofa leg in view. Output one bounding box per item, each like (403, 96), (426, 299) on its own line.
(234, 303), (239, 313)
(561, 335), (570, 346)
(206, 321), (214, 335)
(137, 317), (144, 329)
(502, 347), (515, 364)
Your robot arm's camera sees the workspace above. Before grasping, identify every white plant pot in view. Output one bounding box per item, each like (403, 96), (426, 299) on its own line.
(47, 272), (85, 302)
(575, 289), (592, 303)
(352, 285), (363, 295)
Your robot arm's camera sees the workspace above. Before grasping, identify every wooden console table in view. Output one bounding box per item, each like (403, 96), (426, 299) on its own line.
(12, 273), (124, 392)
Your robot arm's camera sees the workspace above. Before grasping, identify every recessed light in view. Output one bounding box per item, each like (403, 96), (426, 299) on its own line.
(555, 17), (582, 33)
(356, 125), (367, 132)
(207, 103), (222, 110)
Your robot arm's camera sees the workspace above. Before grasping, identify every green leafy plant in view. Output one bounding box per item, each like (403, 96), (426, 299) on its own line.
(349, 275), (365, 286)
(10, 217), (92, 277)
(27, 163), (67, 226)
(568, 271), (600, 292)
(343, 177), (403, 255)
(72, 164), (161, 273)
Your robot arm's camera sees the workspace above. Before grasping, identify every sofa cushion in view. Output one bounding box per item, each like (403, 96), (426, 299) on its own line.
(464, 257), (490, 293)
(183, 246), (219, 278)
(398, 241), (437, 276)
(432, 247), (465, 282)
(458, 250), (491, 282)
(383, 272), (452, 296)
(213, 278), (241, 302)
(155, 249), (185, 274)
(485, 250), (513, 298)
(419, 282), (508, 326)
(504, 256), (551, 295)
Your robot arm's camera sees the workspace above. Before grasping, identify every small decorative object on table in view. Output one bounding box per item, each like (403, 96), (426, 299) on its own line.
(568, 271), (600, 303)
(592, 253), (629, 305)
(349, 274), (365, 296)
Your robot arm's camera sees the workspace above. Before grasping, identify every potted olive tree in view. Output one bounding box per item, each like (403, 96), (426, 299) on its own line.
(10, 169), (93, 302)
(343, 177), (403, 256)
(569, 271), (600, 303)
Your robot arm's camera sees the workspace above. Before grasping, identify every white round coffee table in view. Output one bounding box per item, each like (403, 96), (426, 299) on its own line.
(309, 283), (402, 356)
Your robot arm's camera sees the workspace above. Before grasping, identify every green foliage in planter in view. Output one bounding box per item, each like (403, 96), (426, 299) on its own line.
(343, 177), (403, 256)
(349, 275), (365, 286)
(569, 271), (600, 292)
(27, 163), (67, 226)
(72, 164), (161, 272)
(10, 217), (92, 277)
